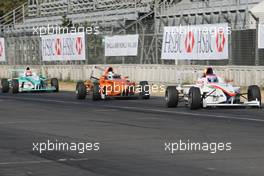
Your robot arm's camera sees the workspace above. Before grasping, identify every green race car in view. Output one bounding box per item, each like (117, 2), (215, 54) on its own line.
(1, 70), (59, 94)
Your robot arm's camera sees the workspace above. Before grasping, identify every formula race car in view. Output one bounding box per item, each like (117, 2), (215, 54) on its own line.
(76, 66), (150, 100)
(1, 69), (59, 94)
(165, 68), (262, 110)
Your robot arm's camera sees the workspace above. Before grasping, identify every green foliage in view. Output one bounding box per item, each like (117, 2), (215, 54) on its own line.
(0, 0), (26, 17)
(61, 14), (73, 28)
(87, 34), (104, 64)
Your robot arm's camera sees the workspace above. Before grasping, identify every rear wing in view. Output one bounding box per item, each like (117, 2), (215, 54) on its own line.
(9, 69), (39, 79)
(9, 69), (25, 79)
(89, 66), (112, 81)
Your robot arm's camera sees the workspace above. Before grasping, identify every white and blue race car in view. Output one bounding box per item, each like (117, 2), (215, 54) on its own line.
(1, 69), (59, 94)
(165, 68), (262, 110)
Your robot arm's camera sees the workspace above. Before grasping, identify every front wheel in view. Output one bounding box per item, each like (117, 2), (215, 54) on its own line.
(92, 82), (101, 101)
(51, 78), (59, 92)
(165, 86), (179, 108)
(139, 81), (150, 99)
(12, 79), (19, 94)
(189, 87), (201, 110)
(248, 85), (261, 106)
(76, 81), (87, 99)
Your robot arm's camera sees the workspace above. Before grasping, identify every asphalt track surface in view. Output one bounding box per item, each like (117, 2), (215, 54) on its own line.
(0, 91), (264, 176)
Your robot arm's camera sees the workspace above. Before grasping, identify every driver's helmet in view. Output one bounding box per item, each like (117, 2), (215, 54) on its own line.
(204, 67), (214, 75)
(107, 67), (114, 73)
(206, 75), (219, 83)
(108, 71), (114, 79)
(25, 67), (32, 76)
(106, 67), (114, 79)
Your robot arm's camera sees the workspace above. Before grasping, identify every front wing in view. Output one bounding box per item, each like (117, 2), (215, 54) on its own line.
(19, 86), (56, 92)
(204, 100), (261, 108)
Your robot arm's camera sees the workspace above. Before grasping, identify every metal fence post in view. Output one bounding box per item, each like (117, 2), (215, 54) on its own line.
(228, 24), (233, 65)
(255, 19), (259, 66)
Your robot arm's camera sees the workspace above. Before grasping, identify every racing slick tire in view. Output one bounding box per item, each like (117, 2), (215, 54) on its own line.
(1, 79), (9, 93)
(12, 79), (19, 94)
(165, 86), (179, 108)
(139, 81), (150, 99)
(76, 81), (87, 99)
(51, 78), (59, 92)
(248, 85), (261, 105)
(92, 82), (101, 101)
(189, 87), (201, 110)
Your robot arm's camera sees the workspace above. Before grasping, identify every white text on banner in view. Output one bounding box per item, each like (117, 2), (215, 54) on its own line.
(161, 23), (229, 60)
(105, 35), (139, 56)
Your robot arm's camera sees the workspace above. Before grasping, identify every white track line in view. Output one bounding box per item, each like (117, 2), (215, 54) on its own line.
(102, 105), (264, 123)
(1, 96), (264, 123)
(0, 120), (75, 125)
(0, 158), (89, 166)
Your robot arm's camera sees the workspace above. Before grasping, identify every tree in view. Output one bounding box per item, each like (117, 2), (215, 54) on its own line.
(61, 14), (73, 28)
(0, 0), (26, 15)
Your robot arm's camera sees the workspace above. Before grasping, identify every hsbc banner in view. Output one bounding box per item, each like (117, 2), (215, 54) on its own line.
(41, 33), (86, 61)
(105, 35), (139, 56)
(0, 38), (6, 62)
(161, 23), (229, 60)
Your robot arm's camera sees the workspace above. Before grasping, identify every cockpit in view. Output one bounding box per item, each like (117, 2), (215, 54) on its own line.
(206, 75), (219, 83)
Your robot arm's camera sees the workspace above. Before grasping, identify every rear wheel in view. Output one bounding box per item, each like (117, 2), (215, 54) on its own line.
(165, 86), (179, 108)
(189, 87), (201, 110)
(1, 79), (9, 93)
(248, 85), (261, 105)
(12, 79), (19, 94)
(139, 81), (150, 99)
(92, 82), (101, 101)
(51, 78), (59, 92)
(76, 81), (87, 99)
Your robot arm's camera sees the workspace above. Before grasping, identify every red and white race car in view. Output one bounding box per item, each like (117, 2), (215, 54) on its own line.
(165, 67), (262, 110)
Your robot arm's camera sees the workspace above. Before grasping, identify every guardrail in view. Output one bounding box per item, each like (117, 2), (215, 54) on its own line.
(0, 65), (264, 87)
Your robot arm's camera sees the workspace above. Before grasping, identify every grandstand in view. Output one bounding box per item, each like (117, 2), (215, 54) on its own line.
(156, 0), (263, 33)
(0, 0), (154, 34)
(1, 0), (264, 34)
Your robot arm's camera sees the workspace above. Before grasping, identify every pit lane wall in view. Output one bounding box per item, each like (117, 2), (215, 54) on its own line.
(0, 65), (264, 87)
